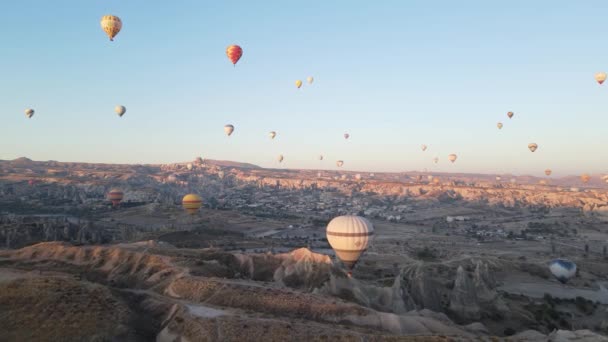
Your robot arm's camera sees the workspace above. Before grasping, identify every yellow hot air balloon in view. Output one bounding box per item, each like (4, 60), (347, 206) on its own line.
(295, 80), (303, 89)
(224, 124), (234, 136)
(528, 143), (538, 152)
(107, 188), (124, 207)
(326, 215), (374, 276)
(545, 169), (552, 176)
(24, 108), (34, 119)
(182, 194), (202, 215)
(421, 144), (427, 151)
(580, 173), (591, 184)
(100, 15), (122, 41)
(497, 122), (503, 129)
(448, 154), (457, 163)
(595, 72), (607, 85)
(115, 105), (126, 117)
(269, 131), (277, 139)
(336, 160), (344, 167)
(307, 76), (314, 84)
(278, 154), (284, 163)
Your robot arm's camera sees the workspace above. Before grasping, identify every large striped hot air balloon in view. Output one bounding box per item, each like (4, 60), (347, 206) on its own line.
(326, 215), (374, 276)
(549, 259), (576, 284)
(182, 194), (202, 215)
(108, 189), (124, 207)
(100, 15), (122, 41)
(226, 45), (243, 66)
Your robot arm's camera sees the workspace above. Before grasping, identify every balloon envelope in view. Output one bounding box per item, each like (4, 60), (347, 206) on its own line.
(108, 189), (124, 207)
(182, 194), (203, 215)
(336, 160), (344, 167)
(344, 133), (350, 140)
(507, 111), (514, 119)
(580, 174), (591, 183)
(269, 131), (276, 139)
(224, 124), (234, 136)
(295, 80), (302, 88)
(549, 259), (576, 284)
(528, 143), (538, 152)
(448, 154), (457, 163)
(115, 105), (126, 117)
(497, 122), (503, 129)
(307, 76), (314, 84)
(595, 72), (607, 85)
(319, 155), (324, 161)
(326, 215), (374, 273)
(226, 45), (243, 65)
(278, 154), (284, 162)
(24, 108), (34, 118)
(421, 144), (427, 151)
(545, 169), (552, 176)
(100, 15), (122, 41)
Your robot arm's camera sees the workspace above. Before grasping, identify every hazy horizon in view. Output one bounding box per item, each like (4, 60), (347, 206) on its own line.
(2, 1), (608, 177)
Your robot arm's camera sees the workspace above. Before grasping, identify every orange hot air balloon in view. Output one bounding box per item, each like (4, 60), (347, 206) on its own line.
(182, 194), (203, 215)
(108, 189), (124, 207)
(100, 15), (122, 41)
(580, 174), (591, 184)
(226, 45), (243, 66)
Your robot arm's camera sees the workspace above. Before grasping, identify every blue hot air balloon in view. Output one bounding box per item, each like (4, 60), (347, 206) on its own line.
(549, 259), (577, 284)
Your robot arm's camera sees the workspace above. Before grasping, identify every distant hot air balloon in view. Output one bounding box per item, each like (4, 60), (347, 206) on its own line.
(497, 122), (503, 129)
(421, 144), (427, 151)
(496, 176), (502, 181)
(433, 157), (439, 164)
(433, 177), (440, 185)
(100, 15), (122, 41)
(186, 163), (193, 171)
(336, 160), (344, 167)
(319, 155), (324, 161)
(182, 194), (202, 215)
(448, 154), (457, 163)
(278, 154), (284, 163)
(580, 173), (591, 184)
(545, 169), (552, 176)
(307, 76), (314, 84)
(595, 72), (607, 85)
(528, 143), (538, 152)
(224, 124), (234, 136)
(269, 131), (277, 139)
(326, 215), (374, 276)
(115, 105), (126, 117)
(226, 45), (243, 66)
(507, 111), (514, 119)
(549, 259), (577, 284)
(344, 133), (350, 140)
(355, 174), (362, 181)
(24, 108), (34, 119)
(295, 80), (303, 89)
(108, 189), (124, 207)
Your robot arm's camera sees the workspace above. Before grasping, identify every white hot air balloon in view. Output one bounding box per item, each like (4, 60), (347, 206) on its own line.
(277, 154), (284, 163)
(224, 124), (235, 136)
(448, 154), (457, 163)
(269, 131), (277, 139)
(497, 122), (503, 129)
(326, 215), (374, 276)
(24, 108), (35, 118)
(115, 105), (126, 117)
(336, 160), (344, 167)
(549, 259), (577, 284)
(421, 144), (427, 151)
(307, 76), (314, 84)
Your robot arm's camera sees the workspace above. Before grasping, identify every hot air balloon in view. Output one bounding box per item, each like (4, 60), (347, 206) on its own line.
(307, 76), (314, 84)
(433, 157), (439, 164)
(448, 154), (457, 163)
(549, 259), (576, 284)
(496, 176), (502, 181)
(226, 45), (243, 66)
(186, 163), (193, 171)
(100, 15), (122, 41)
(115, 105), (126, 117)
(507, 111), (514, 119)
(355, 174), (362, 181)
(326, 215), (374, 276)
(595, 72), (607, 85)
(336, 160), (344, 167)
(580, 173), (591, 184)
(108, 189), (124, 207)
(497, 122), (503, 129)
(319, 155), (324, 161)
(433, 177), (441, 185)
(224, 124), (234, 136)
(545, 169), (552, 176)
(269, 131), (277, 139)
(421, 144), (427, 151)
(278, 154), (284, 163)
(182, 194), (202, 215)
(528, 143), (538, 152)
(24, 108), (34, 119)
(344, 133), (350, 140)
(295, 80), (303, 89)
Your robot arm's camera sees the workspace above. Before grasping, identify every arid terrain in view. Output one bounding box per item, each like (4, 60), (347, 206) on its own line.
(1, 157), (607, 341)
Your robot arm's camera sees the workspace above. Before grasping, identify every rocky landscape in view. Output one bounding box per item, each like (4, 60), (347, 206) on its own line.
(1, 157), (608, 341)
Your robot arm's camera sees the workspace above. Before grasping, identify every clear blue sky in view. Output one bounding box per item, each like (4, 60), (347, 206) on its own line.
(2, 1), (608, 176)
